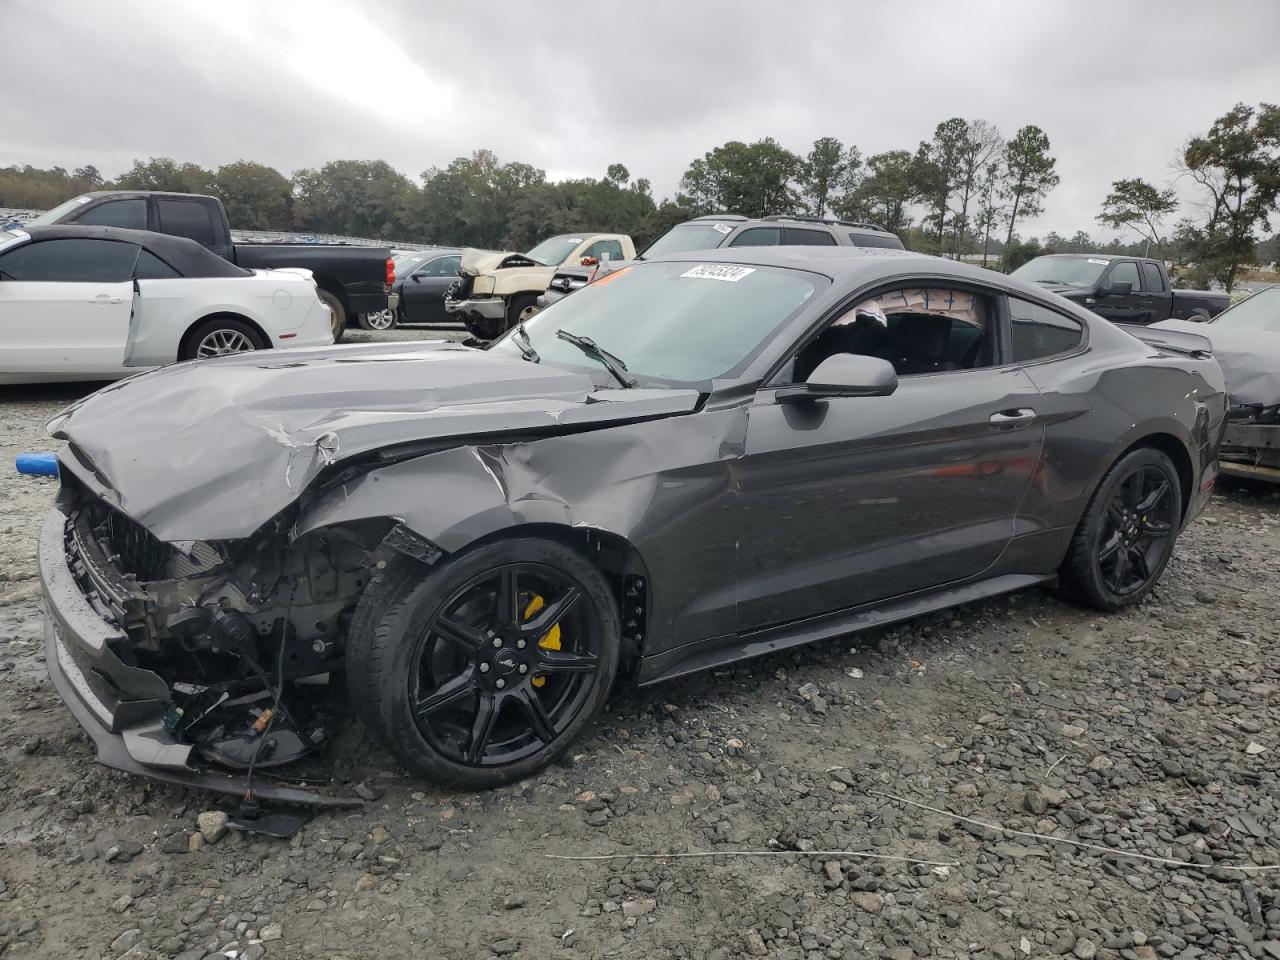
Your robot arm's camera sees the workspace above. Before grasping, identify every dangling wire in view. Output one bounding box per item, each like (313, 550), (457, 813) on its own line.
(241, 548), (298, 809)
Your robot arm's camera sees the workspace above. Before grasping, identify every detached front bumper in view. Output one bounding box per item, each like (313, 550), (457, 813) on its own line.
(39, 507), (355, 807)
(444, 297), (505, 321)
(1219, 422), (1280, 483)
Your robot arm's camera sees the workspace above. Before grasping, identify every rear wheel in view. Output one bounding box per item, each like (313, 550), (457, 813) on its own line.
(317, 289), (346, 343)
(180, 317), (265, 361)
(1060, 447), (1182, 610)
(347, 537), (621, 788)
(359, 308), (397, 331)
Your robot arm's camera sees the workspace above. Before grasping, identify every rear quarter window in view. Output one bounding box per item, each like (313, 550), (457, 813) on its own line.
(1009, 297), (1084, 362)
(849, 232), (904, 249)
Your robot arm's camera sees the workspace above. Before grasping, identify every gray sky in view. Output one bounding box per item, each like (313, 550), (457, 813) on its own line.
(2, 0), (1278, 240)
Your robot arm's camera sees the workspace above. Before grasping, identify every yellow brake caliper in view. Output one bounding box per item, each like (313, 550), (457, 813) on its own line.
(523, 595), (561, 688)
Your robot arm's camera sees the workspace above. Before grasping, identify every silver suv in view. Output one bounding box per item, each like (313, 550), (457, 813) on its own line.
(539, 214), (903, 310)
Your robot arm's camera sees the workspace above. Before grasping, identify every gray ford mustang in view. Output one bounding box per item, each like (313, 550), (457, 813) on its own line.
(39, 247), (1226, 799)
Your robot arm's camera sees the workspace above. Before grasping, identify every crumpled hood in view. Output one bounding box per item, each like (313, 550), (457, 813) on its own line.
(1152, 318), (1280, 406)
(459, 247), (540, 276)
(51, 340), (700, 541)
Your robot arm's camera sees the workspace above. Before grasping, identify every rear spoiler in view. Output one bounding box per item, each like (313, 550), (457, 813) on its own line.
(1116, 323), (1213, 359)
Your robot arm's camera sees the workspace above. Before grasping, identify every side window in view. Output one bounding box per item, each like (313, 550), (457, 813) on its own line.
(135, 249), (181, 279)
(1108, 261), (1140, 292)
(74, 198), (147, 230)
(1008, 297), (1084, 362)
(728, 227), (781, 247)
(156, 199), (216, 247)
(1139, 262), (1164, 293)
(583, 239), (625, 262)
(0, 239), (140, 282)
(784, 227), (837, 246)
(422, 255), (460, 277)
(792, 287), (995, 382)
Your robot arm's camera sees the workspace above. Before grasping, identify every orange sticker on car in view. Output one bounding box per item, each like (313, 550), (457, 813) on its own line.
(590, 266), (633, 287)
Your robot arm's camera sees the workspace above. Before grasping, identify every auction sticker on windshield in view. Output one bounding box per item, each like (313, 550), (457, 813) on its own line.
(681, 264), (756, 282)
(1088, 258), (1109, 265)
(712, 223), (733, 235)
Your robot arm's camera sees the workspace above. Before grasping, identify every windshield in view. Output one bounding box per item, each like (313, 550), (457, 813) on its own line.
(639, 222), (735, 260)
(489, 261), (824, 386)
(524, 235), (583, 266)
(1210, 287), (1280, 332)
(26, 194), (95, 226)
(1011, 256), (1109, 288)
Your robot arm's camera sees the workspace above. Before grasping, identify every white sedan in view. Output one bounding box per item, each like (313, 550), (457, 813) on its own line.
(0, 225), (334, 384)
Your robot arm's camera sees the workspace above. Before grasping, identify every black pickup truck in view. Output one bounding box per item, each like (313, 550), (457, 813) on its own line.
(22, 191), (392, 340)
(1010, 254), (1228, 324)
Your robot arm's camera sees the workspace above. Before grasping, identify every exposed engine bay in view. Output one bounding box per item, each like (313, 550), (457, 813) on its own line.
(62, 471), (387, 778)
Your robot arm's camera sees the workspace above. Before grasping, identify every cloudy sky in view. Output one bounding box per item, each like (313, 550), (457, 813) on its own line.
(2, 0), (1277, 239)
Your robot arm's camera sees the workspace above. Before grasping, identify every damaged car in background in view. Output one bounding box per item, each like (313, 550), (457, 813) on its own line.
(1154, 285), (1280, 482)
(444, 232), (635, 340)
(40, 247), (1225, 801)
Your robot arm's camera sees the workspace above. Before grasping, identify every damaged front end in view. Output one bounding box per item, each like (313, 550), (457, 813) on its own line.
(41, 472), (384, 806)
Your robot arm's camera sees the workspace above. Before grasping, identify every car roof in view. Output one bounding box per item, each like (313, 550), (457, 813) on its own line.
(645, 244), (919, 277)
(642, 244), (1095, 305)
(81, 190), (209, 200)
(21, 224), (250, 278)
(1034, 253), (1143, 262)
(682, 212), (896, 238)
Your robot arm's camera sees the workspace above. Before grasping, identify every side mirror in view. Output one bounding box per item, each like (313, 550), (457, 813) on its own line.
(776, 354), (899, 402)
(1099, 280), (1131, 297)
(580, 256), (599, 266)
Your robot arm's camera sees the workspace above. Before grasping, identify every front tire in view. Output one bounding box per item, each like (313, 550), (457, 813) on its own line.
(1059, 447), (1182, 610)
(507, 293), (540, 328)
(346, 537), (621, 789)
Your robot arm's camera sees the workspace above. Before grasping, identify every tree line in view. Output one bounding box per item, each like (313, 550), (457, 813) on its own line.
(1, 101), (1275, 287)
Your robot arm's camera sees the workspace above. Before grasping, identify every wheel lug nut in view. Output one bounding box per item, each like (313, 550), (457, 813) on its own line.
(479, 662), (490, 673)
(516, 639), (526, 650)
(495, 678), (506, 689)
(492, 637), (503, 648)
(518, 664), (528, 674)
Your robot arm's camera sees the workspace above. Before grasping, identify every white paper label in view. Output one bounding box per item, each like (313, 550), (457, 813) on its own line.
(567, 238), (583, 244)
(1087, 258), (1109, 265)
(712, 223), (733, 235)
(680, 264), (756, 282)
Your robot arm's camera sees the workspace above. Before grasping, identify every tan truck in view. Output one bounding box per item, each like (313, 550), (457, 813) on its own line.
(444, 232), (635, 339)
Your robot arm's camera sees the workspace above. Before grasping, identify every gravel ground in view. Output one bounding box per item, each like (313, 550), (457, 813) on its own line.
(3, 328), (1280, 960)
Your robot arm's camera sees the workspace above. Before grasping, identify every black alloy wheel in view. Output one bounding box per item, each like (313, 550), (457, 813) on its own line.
(1060, 446), (1183, 610)
(411, 563), (600, 767)
(1094, 465), (1177, 597)
(346, 537), (621, 788)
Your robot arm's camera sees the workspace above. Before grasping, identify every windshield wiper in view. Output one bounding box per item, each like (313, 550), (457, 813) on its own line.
(511, 322), (540, 363)
(555, 331), (636, 388)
